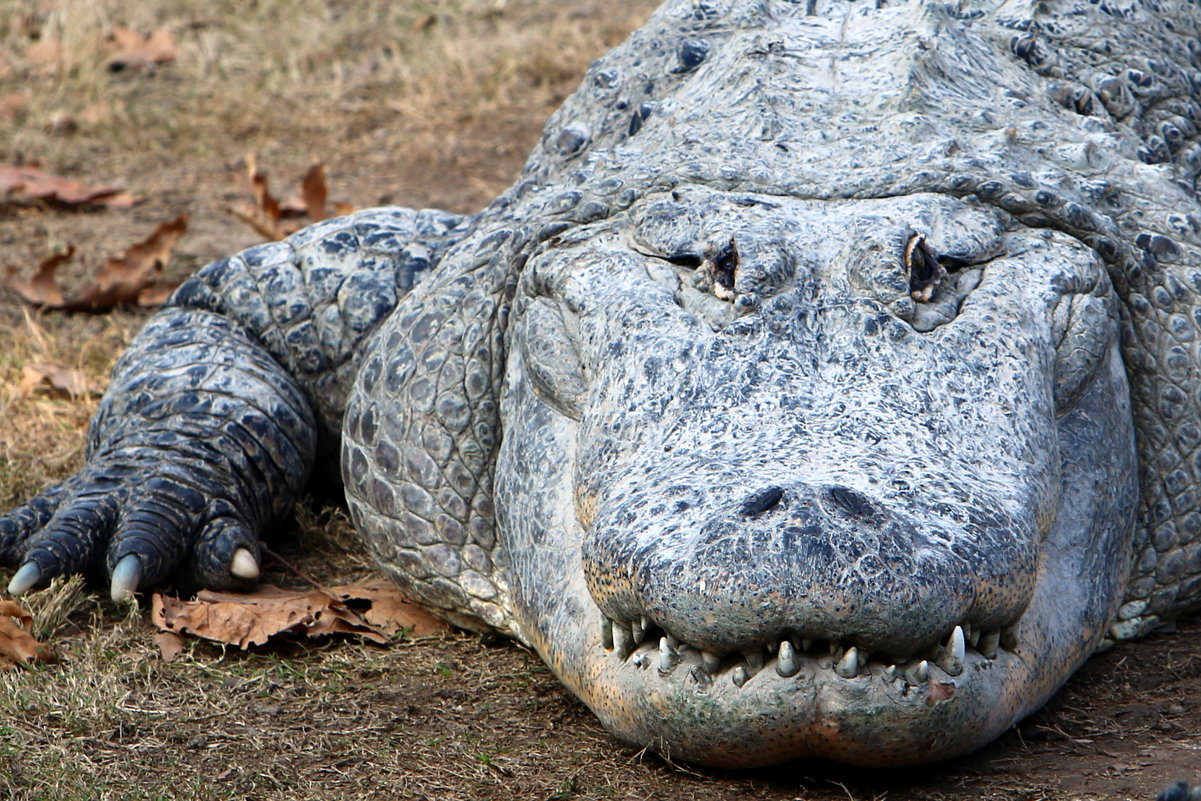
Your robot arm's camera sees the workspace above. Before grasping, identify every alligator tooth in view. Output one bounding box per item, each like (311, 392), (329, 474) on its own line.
(658, 637), (679, 672)
(731, 665), (749, 688)
(937, 626), (965, 676)
(883, 664), (899, 682)
(801, 638), (813, 652)
(665, 633), (679, 650)
(631, 617), (647, 646)
(776, 640), (800, 677)
(701, 650), (721, 675)
(613, 623), (634, 658)
(979, 630), (1000, 659)
(828, 640), (840, 655)
(913, 660), (929, 683)
(600, 616), (614, 650)
(967, 626), (981, 649)
(742, 648), (764, 673)
(835, 647), (859, 679)
(1000, 620), (1021, 651)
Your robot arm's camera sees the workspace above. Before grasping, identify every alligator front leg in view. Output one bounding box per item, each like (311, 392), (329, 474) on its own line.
(1, 206), (469, 600)
(1, 309), (316, 599)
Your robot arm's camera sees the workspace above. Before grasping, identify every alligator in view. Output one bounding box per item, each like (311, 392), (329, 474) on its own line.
(3, 0), (1201, 769)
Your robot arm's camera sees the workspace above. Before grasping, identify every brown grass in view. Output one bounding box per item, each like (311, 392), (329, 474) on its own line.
(1, 1), (1200, 799)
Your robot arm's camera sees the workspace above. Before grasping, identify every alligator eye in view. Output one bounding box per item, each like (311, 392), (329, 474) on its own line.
(904, 234), (946, 303)
(702, 237), (739, 301)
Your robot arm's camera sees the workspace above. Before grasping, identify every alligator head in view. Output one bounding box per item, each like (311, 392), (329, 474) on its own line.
(495, 186), (1138, 766)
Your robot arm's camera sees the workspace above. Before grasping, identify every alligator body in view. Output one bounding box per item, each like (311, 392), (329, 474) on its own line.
(3, 0), (1201, 768)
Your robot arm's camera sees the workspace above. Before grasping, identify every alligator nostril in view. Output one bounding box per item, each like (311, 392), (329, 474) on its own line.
(826, 485), (876, 519)
(740, 486), (785, 518)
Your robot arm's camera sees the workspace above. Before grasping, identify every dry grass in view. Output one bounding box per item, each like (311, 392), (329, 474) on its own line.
(1, 0), (651, 208)
(1, 1), (1200, 799)
(0, 309), (132, 506)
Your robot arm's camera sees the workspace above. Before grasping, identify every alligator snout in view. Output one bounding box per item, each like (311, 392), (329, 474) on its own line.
(582, 475), (1035, 662)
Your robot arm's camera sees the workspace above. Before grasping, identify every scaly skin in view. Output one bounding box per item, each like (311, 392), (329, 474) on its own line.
(4, 0), (1201, 768)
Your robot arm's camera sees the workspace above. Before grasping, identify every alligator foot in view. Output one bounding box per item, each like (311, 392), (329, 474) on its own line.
(1, 453), (264, 601)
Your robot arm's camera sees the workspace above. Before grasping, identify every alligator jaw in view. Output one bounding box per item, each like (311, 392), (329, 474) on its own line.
(573, 617), (1037, 767)
(532, 442), (1130, 769)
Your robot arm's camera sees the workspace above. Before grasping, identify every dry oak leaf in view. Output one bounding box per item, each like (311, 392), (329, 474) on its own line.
(5, 214), (187, 312)
(0, 91), (28, 122)
(153, 630), (185, 663)
(328, 579), (448, 638)
(6, 246), (72, 307)
(0, 163), (138, 208)
(151, 582), (448, 650)
(23, 38), (63, 77)
(19, 361), (101, 400)
(0, 600), (48, 668)
(232, 160), (348, 241)
(106, 27), (178, 72)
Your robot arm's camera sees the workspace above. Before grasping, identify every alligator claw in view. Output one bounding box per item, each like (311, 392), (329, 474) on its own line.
(7, 562), (42, 596)
(230, 547), (260, 580)
(110, 554), (143, 603)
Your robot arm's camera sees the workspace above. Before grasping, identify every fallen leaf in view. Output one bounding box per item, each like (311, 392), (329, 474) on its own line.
(0, 164), (138, 208)
(153, 631), (185, 662)
(24, 38), (62, 76)
(0, 600), (46, 668)
(79, 103), (109, 126)
(151, 581), (448, 650)
(301, 164), (327, 222)
(232, 159), (351, 240)
(19, 362), (100, 400)
(0, 91), (27, 122)
(5, 215), (186, 312)
(6, 246), (72, 307)
(86, 213), (187, 310)
(43, 103), (109, 134)
(230, 156), (287, 239)
(328, 579), (449, 638)
(136, 282), (177, 307)
(106, 27), (178, 72)
(45, 110), (79, 135)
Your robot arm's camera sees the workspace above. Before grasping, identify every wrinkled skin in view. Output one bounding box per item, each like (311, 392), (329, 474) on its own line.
(4, 0), (1201, 769)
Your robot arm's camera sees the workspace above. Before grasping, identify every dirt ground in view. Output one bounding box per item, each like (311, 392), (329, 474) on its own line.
(0, 2), (1198, 799)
